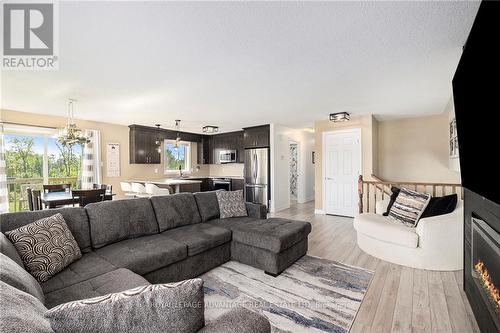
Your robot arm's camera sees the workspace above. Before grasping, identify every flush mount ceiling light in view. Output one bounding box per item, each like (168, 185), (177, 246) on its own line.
(329, 112), (350, 122)
(202, 125), (219, 133)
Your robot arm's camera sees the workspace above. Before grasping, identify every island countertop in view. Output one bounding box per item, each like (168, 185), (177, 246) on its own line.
(131, 178), (203, 185)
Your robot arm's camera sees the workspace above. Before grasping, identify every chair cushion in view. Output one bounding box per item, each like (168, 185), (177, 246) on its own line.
(0, 231), (23, 267)
(194, 191), (220, 222)
(207, 217), (258, 230)
(45, 279), (204, 333)
(0, 253), (45, 304)
(216, 190), (247, 219)
(95, 234), (187, 275)
(161, 223), (231, 256)
(86, 198), (159, 248)
(231, 218), (312, 253)
(0, 207), (92, 253)
(41, 252), (116, 294)
(0, 281), (53, 333)
(44, 268), (150, 309)
(354, 213), (419, 248)
(6, 213), (82, 283)
(150, 193), (202, 231)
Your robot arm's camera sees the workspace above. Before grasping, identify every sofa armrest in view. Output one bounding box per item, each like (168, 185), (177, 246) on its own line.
(199, 307), (271, 333)
(245, 202), (267, 219)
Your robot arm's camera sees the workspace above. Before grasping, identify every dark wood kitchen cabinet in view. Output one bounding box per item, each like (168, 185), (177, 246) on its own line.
(129, 126), (161, 164)
(197, 136), (212, 165)
(243, 125), (270, 149)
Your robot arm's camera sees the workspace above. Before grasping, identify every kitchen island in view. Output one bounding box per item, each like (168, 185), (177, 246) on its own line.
(131, 178), (202, 194)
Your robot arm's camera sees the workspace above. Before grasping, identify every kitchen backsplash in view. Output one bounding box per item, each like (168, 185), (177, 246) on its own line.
(209, 163), (244, 178)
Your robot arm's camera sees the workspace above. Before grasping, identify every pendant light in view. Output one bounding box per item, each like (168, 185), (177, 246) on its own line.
(154, 124), (162, 153)
(174, 120), (181, 149)
(56, 99), (91, 146)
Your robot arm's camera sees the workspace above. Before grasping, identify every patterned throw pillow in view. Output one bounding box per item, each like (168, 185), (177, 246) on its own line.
(388, 187), (431, 227)
(45, 279), (205, 333)
(6, 213), (82, 283)
(216, 190), (248, 219)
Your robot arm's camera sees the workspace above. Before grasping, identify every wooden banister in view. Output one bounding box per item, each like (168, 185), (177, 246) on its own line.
(358, 175), (462, 214)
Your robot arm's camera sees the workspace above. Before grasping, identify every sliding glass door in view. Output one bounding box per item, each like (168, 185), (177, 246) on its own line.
(3, 127), (82, 212)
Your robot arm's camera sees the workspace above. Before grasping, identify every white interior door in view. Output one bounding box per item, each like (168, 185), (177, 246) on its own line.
(324, 129), (361, 217)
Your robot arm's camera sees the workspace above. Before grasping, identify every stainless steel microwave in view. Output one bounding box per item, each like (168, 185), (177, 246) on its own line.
(219, 150), (237, 163)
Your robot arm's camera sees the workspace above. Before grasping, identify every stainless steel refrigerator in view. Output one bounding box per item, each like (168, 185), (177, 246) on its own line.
(244, 148), (269, 208)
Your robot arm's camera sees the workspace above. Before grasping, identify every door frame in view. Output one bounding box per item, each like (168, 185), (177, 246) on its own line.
(322, 128), (362, 216)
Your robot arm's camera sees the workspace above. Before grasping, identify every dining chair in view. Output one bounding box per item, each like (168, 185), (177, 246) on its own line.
(72, 189), (106, 207)
(31, 190), (43, 211)
(120, 182), (135, 197)
(131, 182), (149, 198)
(93, 184), (113, 196)
(43, 184), (71, 193)
(145, 183), (170, 196)
(26, 188), (34, 211)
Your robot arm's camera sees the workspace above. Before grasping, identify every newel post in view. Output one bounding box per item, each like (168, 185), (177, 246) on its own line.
(358, 175), (364, 214)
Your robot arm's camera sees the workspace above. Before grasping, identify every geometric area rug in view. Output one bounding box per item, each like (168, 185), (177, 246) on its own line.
(201, 256), (374, 333)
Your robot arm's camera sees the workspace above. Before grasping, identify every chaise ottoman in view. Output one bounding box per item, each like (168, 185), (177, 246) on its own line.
(229, 218), (311, 276)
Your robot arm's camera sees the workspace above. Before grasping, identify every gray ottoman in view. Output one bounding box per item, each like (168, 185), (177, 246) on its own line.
(230, 218), (312, 276)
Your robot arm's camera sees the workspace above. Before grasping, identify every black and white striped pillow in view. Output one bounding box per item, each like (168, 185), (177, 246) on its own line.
(6, 213), (82, 282)
(388, 187), (431, 227)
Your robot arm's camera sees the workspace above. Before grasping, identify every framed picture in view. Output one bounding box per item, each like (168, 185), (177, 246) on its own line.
(449, 118), (459, 158)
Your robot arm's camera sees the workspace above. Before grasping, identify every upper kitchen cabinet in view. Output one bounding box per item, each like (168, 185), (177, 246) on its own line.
(197, 135), (212, 165)
(129, 125), (161, 164)
(243, 125), (270, 149)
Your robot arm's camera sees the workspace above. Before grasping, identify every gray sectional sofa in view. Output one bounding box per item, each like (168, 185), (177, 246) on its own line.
(1, 191), (311, 332)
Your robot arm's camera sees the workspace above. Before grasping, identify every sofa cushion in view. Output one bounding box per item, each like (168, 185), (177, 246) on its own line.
(0, 253), (45, 303)
(231, 218), (311, 253)
(353, 213), (419, 248)
(0, 207), (91, 253)
(194, 191), (220, 222)
(151, 193), (202, 231)
(0, 231), (23, 267)
(45, 279), (204, 333)
(207, 216), (258, 230)
(86, 198), (159, 248)
(161, 223), (232, 256)
(6, 213), (82, 283)
(44, 268), (150, 309)
(95, 234), (187, 275)
(216, 190), (248, 219)
(41, 252), (116, 294)
(0, 281), (53, 333)
(388, 187), (431, 227)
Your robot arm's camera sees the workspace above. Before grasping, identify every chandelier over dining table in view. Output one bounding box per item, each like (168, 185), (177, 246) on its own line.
(56, 99), (91, 147)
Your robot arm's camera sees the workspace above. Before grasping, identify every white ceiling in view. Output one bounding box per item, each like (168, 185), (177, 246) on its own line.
(1, 1), (480, 133)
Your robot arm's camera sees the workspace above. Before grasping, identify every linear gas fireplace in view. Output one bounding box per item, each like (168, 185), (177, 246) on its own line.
(471, 217), (500, 329)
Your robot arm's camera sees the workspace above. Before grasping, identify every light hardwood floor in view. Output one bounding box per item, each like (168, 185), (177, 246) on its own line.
(269, 201), (479, 333)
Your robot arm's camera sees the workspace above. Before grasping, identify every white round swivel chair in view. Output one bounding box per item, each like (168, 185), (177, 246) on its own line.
(119, 182), (136, 198)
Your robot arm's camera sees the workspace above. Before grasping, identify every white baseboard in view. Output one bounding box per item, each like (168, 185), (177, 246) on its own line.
(314, 209), (325, 215)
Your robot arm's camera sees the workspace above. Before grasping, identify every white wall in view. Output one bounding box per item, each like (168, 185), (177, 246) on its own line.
(270, 124), (315, 213)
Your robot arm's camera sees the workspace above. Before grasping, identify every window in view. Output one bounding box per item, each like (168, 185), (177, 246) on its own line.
(164, 140), (190, 173)
(4, 126), (82, 212)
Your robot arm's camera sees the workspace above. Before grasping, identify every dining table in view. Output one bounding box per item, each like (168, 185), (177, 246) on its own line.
(41, 191), (115, 209)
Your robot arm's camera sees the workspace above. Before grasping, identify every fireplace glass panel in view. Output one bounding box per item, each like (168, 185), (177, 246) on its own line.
(471, 217), (500, 326)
